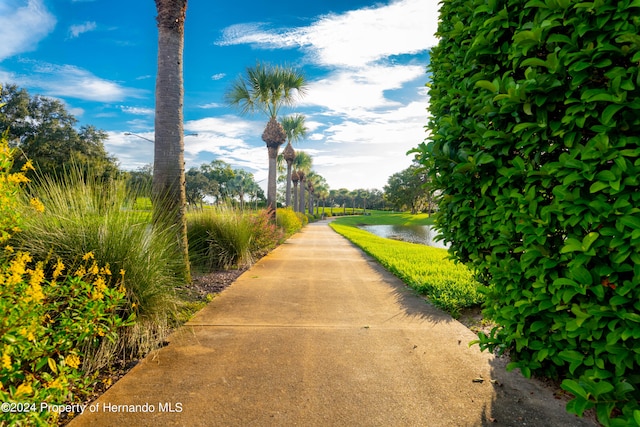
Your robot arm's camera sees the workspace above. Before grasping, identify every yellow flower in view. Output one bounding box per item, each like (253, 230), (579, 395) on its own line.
(52, 258), (65, 279)
(100, 264), (112, 276)
(64, 354), (81, 369)
(82, 252), (94, 261)
(74, 265), (86, 278)
(21, 159), (35, 172)
(47, 376), (67, 390)
(2, 352), (11, 370)
(25, 263), (46, 302)
(29, 197), (45, 213)
(89, 261), (99, 276)
(120, 269), (125, 277)
(15, 382), (32, 397)
(29, 263), (45, 287)
(4, 245), (13, 252)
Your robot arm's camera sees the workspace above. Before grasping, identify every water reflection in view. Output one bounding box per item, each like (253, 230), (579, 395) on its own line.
(359, 224), (449, 249)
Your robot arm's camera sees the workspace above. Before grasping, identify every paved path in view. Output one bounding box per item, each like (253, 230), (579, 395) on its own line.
(70, 221), (594, 426)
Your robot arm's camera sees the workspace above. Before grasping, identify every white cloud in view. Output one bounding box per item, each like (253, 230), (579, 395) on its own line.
(68, 21), (97, 39)
(211, 73), (226, 80)
(12, 62), (145, 102)
(218, 0), (438, 68)
(0, 0), (56, 61)
(198, 102), (222, 109)
(120, 105), (154, 115)
(302, 64), (425, 116)
(105, 131), (154, 170)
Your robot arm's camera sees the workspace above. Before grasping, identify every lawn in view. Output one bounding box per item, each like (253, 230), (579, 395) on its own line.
(330, 212), (482, 317)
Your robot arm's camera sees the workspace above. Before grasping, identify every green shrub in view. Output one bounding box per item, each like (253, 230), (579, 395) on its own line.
(11, 170), (184, 362)
(0, 131), (29, 245)
(276, 207), (303, 236)
(415, 1), (640, 425)
(0, 252), (133, 426)
(296, 211), (309, 226)
(249, 208), (284, 258)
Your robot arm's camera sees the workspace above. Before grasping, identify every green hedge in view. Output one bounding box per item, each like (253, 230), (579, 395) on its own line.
(413, 1), (640, 425)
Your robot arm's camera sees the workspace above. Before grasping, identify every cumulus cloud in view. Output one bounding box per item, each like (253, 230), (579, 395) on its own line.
(68, 21), (97, 39)
(0, 0), (56, 61)
(217, 0), (438, 68)
(301, 64), (425, 115)
(211, 73), (226, 80)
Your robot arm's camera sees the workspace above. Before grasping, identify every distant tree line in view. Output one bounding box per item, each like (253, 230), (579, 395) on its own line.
(2, 83), (434, 215)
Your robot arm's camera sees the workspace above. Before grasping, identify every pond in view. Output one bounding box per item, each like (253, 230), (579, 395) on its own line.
(358, 224), (449, 249)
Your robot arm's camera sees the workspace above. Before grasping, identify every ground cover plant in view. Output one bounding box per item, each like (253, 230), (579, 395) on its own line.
(415, 1), (640, 424)
(330, 216), (481, 317)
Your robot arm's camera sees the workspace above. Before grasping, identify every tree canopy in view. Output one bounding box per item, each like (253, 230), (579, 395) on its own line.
(0, 84), (118, 180)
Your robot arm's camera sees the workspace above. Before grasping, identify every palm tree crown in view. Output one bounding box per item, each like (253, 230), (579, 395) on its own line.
(280, 114), (308, 207)
(225, 62), (308, 214)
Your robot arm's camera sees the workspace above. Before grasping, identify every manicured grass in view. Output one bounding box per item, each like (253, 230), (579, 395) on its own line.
(330, 214), (482, 318)
(332, 210), (435, 227)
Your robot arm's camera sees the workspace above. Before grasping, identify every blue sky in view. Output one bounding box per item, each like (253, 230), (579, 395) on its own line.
(0, 0), (439, 191)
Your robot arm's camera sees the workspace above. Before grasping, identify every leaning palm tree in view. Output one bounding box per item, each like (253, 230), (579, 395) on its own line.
(225, 62), (307, 216)
(280, 114), (307, 208)
(153, 0), (190, 281)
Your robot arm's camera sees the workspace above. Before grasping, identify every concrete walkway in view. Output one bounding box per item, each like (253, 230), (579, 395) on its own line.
(70, 221), (595, 426)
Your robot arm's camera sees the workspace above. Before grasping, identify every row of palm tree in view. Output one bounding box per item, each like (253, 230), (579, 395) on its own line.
(225, 62), (308, 218)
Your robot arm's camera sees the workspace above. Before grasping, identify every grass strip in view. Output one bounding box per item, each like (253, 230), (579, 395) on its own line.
(329, 221), (482, 318)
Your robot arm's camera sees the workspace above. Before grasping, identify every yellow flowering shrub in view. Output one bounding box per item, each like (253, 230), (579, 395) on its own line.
(0, 130), (134, 425)
(0, 252), (133, 426)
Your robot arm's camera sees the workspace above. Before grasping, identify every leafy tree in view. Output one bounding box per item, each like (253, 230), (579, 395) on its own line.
(0, 84), (118, 180)
(200, 159), (235, 202)
(185, 167), (215, 207)
(226, 62), (308, 216)
(383, 164), (431, 214)
(414, 1), (640, 424)
(125, 164), (153, 197)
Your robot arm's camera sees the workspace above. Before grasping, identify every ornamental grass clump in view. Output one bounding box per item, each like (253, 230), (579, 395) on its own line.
(188, 205), (254, 271)
(0, 131), (132, 425)
(11, 168), (185, 364)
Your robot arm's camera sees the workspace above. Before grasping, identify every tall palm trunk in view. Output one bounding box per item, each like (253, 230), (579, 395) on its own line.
(282, 142), (295, 207)
(262, 117), (286, 216)
(153, 0), (189, 281)
(298, 173), (305, 214)
(292, 171), (299, 212)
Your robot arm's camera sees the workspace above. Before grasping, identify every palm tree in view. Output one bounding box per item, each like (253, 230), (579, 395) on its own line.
(338, 188), (350, 215)
(225, 62), (307, 217)
(153, 0), (189, 281)
(292, 151), (312, 214)
(358, 189), (369, 214)
(329, 189), (339, 216)
(291, 171), (300, 212)
(316, 185), (329, 217)
(280, 114), (307, 208)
